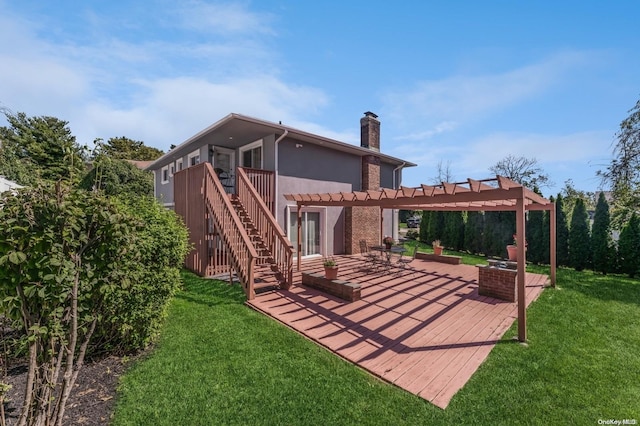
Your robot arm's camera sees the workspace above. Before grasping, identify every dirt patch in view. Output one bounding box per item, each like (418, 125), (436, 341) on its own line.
(3, 356), (128, 425)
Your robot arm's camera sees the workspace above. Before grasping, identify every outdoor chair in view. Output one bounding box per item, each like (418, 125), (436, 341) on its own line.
(396, 241), (419, 275)
(359, 240), (379, 271)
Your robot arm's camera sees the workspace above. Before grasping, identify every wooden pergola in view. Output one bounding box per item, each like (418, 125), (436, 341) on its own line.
(284, 175), (556, 342)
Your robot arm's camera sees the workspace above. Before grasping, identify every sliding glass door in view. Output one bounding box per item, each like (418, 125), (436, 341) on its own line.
(288, 210), (321, 257)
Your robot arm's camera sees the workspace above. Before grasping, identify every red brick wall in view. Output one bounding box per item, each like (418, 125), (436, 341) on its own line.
(477, 266), (517, 302)
(345, 206), (380, 255)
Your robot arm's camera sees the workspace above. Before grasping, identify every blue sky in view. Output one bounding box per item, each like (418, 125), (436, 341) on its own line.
(1, 0), (639, 197)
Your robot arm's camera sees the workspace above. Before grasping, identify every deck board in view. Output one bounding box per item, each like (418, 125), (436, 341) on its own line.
(247, 255), (548, 409)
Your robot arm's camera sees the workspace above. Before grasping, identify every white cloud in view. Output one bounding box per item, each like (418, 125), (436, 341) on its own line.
(383, 51), (592, 132)
(173, 0), (276, 36)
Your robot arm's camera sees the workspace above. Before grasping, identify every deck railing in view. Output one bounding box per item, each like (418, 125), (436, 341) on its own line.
(175, 163), (259, 299)
(241, 167), (275, 213)
(237, 167), (293, 288)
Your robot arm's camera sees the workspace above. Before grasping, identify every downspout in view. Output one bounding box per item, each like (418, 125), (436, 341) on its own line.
(273, 129), (289, 222)
(392, 162), (406, 241)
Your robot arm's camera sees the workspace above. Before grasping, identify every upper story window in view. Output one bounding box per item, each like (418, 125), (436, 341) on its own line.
(169, 163), (175, 177)
(188, 149), (200, 167)
(240, 139), (263, 169)
(161, 166), (169, 184)
(176, 158), (184, 171)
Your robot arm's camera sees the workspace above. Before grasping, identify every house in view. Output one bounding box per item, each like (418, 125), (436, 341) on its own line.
(146, 112), (415, 298)
(0, 176), (22, 193)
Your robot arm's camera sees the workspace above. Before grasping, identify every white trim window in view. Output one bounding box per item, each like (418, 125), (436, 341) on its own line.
(169, 163), (175, 177)
(239, 139), (263, 169)
(176, 158), (184, 172)
(188, 149), (200, 167)
(161, 166), (170, 184)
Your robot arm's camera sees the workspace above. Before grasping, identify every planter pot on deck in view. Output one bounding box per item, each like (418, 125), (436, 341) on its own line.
(324, 266), (339, 280)
(506, 245), (517, 261)
(433, 246), (443, 256)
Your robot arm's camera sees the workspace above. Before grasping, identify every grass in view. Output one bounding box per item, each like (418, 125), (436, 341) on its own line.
(112, 262), (640, 425)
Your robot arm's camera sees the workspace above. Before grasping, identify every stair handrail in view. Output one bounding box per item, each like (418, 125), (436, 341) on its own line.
(202, 163), (259, 299)
(236, 167), (294, 288)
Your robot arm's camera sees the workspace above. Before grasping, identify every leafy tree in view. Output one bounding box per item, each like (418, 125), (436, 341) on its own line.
(427, 210), (445, 244)
(0, 127), (37, 186)
(555, 194), (570, 266)
(541, 209), (550, 265)
(0, 182), (140, 425)
(568, 198), (591, 271)
(598, 96), (640, 223)
(464, 211), (484, 254)
(79, 157), (153, 197)
(419, 210), (431, 243)
(0, 182), (189, 424)
(526, 209), (545, 264)
(591, 192), (613, 274)
(483, 211), (515, 258)
(94, 136), (164, 161)
(1, 111), (86, 182)
(489, 154), (552, 190)
(561, 179), (595, 216)
(618, 212), (640, 278)
(443, 211), (465, 250)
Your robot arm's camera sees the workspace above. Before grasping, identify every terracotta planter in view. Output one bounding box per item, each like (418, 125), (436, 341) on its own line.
(434, 246), (443, 256)
(506, 245), (517, 261)
(324, 266), (339, 280)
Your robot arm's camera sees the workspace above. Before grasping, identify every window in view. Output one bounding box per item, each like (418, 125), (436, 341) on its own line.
(188, 149), (200, 167)
(169, 163), (175, 177)
(239, 140), (263, 169)
(161, 166), (169, 184)
(176, 158), (184, 171)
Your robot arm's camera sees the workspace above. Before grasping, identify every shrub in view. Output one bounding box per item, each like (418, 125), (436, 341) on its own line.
(91, 195), (190, 354)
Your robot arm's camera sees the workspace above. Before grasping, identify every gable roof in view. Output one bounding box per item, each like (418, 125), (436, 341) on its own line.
(147, 113), (416, 170)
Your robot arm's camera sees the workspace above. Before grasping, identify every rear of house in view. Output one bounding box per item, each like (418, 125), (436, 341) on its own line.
(148, 112), (415, 261)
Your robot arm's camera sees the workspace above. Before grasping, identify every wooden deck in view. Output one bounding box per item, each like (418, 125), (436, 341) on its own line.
(247, 255), (549, 409)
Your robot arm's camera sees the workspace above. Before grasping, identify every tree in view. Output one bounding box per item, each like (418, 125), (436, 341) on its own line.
(419, 210), (431, 243)
(94, 136), (163, 161)
(432, 159), (454, 183)
(427, 211), (445, 244)
(443, 211), (465, 250)
(526, 208), (545, 264)
(598, 96), (640, 223)
(79, 157), (153, 197)
(591, 192), (613, 274)
(0, 182), (189, 425)
(568, 198), (591, 271)
(561, 179), (595, 216)
(1, 111), (86, 182)
(464, 211), (484, 254)
(555, 194), (570, 266)
(489, 154), (552, 190)
(0, 182), (140, 425)
(618, 212), (640, 278)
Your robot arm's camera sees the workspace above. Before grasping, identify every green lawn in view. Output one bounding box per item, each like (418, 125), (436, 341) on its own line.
(112, 261), (640, 425)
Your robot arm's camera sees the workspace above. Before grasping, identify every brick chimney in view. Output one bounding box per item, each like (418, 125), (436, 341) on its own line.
(345, 112), (382, 254)
(360, 111), (381, 192)
(360, 111), (380, 151)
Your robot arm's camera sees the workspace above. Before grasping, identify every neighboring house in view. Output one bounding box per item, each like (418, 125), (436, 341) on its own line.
(0, 176), (22, 193)
(146, 112), (415, 297)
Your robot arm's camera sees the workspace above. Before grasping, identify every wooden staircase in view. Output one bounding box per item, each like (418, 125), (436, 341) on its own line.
(174, 163), (293, 300)
(230, 195), (287, 294)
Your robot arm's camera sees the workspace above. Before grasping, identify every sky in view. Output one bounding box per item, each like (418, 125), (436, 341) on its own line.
(1, 0), (639, 198)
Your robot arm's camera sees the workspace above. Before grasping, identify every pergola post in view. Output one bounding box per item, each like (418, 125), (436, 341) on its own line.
(550, 202), (557, 287)
(297, 206), (302, 271)
(380, 207), (384, 243)
(516, 188), (527, 342)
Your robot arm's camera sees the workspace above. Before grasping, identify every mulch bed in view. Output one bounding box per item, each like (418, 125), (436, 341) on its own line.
(3, 356), (128, 425)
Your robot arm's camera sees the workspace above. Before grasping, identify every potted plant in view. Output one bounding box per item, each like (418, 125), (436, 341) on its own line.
(507, 234), (527, 261)
(432, 240), (443, 256)
(323, 257), (339, 279)
(383, 235), (394, 249)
